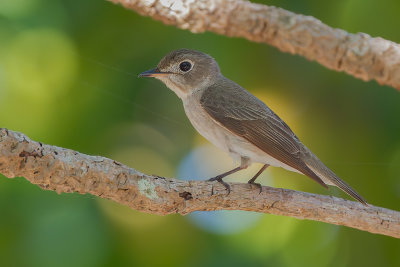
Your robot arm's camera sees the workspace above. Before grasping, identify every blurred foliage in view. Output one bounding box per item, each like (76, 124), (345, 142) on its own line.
(0, 0), (399, 266)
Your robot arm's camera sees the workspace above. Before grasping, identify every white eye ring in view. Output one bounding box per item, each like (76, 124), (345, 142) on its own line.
(179, 60), (193, 72)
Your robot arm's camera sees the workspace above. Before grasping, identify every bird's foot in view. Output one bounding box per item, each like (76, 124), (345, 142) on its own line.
(248, 181), (262, 194)
(208, 176), (231, 195)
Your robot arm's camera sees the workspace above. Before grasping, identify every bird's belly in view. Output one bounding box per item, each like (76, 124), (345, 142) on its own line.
(183, 96), (299, 172)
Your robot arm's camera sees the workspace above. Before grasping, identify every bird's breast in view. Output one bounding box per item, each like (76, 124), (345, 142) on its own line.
(183, 93), (233, 153)
(183, 92), (263, 163)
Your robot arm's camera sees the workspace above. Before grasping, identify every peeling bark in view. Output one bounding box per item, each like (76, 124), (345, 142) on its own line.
(1, 128), (399, 238)
(108, 0), (400, 90)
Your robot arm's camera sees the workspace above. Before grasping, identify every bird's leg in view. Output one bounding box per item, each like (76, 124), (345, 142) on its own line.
(248, 164), (269, 193)
(208, 157), (249, 195)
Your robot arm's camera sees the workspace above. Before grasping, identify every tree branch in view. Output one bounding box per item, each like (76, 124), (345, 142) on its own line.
(0, 128), (399, 238)
(108, 0), (400, 91)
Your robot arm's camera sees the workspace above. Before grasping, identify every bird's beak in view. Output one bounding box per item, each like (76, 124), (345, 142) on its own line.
(138, 68), (170, 78)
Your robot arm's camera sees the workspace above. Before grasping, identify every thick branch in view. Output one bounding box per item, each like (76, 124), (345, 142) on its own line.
(0, 129), (399, 238)
(108, 0), (400, 90)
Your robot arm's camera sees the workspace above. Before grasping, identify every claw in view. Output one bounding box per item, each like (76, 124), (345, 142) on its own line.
(207, 162), (249, 195)
(208, 176), (231, 195)
(248, 181), (262, 194)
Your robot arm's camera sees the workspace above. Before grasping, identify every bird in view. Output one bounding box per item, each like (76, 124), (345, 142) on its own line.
(139, 49), (367, 205)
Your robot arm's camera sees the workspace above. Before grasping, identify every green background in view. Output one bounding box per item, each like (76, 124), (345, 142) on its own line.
(0, 0), (399, 266)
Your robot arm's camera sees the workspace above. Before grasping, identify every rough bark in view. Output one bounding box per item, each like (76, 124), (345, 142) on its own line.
(108, 0), (400, 90)
(0, 128), (399, 238)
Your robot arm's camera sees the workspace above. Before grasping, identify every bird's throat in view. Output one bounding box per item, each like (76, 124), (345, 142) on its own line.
(157, 77), (188, 99)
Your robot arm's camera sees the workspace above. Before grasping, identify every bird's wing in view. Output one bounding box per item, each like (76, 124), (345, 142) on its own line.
(200, 80), (327, 188)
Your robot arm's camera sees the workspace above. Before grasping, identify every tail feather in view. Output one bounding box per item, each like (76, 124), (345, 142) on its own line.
(302, 152), (368, 206)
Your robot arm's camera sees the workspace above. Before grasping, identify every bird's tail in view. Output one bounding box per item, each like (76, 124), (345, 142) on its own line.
(302, 150), (368, 206)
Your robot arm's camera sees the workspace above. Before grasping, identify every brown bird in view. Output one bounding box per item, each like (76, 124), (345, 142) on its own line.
(139, 49), (367, 205)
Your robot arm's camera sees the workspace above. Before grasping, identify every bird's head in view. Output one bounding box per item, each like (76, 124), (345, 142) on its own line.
(139, 49), (221, 99)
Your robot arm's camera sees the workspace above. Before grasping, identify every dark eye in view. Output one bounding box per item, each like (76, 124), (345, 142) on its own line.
(179, 61), (192, 72)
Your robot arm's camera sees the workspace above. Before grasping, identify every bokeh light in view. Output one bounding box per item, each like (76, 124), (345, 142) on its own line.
(0, 0), (41, 19)
(3, 28), (77, 99)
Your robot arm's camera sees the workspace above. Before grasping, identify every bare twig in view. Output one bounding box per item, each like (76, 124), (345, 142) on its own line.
(108, 0), (400, 90)
(0, 128), (399, 238)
